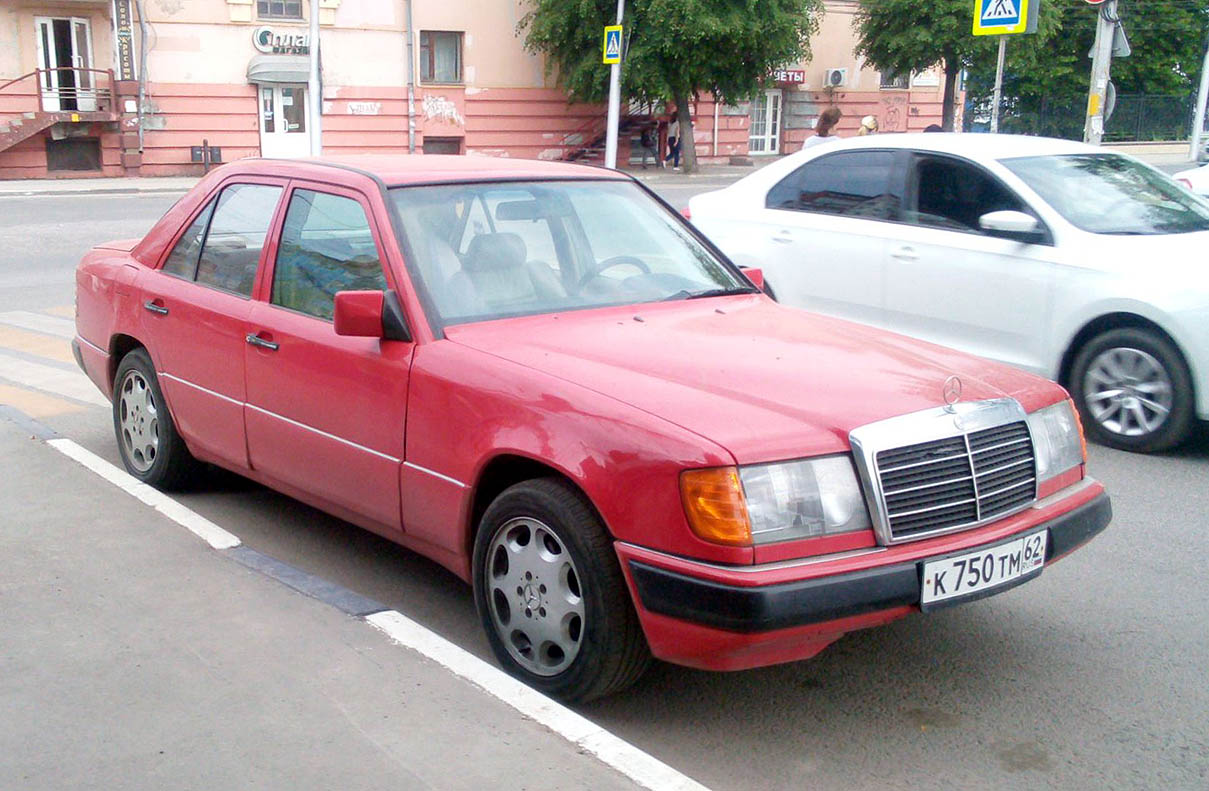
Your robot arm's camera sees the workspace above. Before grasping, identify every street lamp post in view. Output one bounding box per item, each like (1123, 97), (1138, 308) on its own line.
(603, 0), (625, 169)
(308, 0), (322, 156)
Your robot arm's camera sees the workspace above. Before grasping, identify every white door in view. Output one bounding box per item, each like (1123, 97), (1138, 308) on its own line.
(748, 90), (782, 155)
(34, 17), (96, 112)
(258, 84), (311, 158)
(883, 154), (1060, 375)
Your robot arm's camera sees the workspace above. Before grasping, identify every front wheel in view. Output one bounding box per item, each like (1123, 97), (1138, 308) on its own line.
(1069, 327), (1194, 453)
(472, 478), (650, 702)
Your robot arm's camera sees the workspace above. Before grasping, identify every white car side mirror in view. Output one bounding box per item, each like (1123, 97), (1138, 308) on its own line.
(979, 210), (1041, 235)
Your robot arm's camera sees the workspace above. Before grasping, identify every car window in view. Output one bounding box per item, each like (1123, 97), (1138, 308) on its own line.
(1003, 153), (1209, 235)
(391, 180), (751, 326)
(908, 157), (1028, 233)
(162, 200), (215, 279)
(195, 184), (282, 297)
(765, 151), (899, 219)
(271, 190), (388, 321)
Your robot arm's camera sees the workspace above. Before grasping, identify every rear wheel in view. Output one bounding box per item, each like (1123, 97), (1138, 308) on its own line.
(472, 478), (650, 702)
(1070, 328), (1194, 453)
(112, 348), (201, 488)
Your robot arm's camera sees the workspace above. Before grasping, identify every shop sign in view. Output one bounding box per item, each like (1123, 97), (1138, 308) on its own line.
(773, 69), (806, 85)
(113, 0), (135, 80)
(253, 26), (310, 55)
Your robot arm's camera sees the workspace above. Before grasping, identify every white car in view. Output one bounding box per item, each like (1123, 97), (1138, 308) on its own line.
(688, 134), (1209, 452)
(1173, 162), (1209, 197)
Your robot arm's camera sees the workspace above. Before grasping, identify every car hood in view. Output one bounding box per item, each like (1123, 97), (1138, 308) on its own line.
(443, 296), (1059, 464)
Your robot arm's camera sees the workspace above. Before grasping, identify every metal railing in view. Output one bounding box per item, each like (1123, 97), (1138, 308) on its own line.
(0, 68), (117, 114)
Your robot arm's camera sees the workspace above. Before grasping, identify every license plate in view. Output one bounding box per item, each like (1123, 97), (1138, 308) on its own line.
(920, 531), (1047, 609)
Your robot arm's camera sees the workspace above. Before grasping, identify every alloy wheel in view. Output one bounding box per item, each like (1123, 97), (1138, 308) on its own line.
(1082, 346), (1173, 438)
(118, 370), (160, 473)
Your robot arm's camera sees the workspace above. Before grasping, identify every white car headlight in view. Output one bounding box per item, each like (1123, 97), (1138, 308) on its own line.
(1027, 400), (1085, 482)
(738, 456), (871, 544)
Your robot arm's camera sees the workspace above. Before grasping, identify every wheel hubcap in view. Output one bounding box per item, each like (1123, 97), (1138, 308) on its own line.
(484, 517), (584, 677)
(118, 370), (159, 473)
(1083, 347), (1172, 438)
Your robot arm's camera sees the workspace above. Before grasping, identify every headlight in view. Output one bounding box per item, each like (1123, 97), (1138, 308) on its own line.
(680, 456), (872, 547)
(1027, 399), (1085, 482)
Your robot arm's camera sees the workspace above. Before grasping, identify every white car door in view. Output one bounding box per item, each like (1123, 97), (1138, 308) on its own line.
(881, 153), (1062, 376)
(699, 149), (905, 327)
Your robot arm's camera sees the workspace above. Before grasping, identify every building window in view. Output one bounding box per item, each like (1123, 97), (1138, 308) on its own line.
(258, 1), (303, 20)
(420, 31), (463, 83)
(880, 70), (910, 90)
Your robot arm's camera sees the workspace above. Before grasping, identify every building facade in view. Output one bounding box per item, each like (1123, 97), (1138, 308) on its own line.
(0, 0), (954, 180)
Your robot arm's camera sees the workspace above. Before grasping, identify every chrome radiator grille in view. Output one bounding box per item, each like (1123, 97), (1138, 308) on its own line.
(874, 420), (1036, 541)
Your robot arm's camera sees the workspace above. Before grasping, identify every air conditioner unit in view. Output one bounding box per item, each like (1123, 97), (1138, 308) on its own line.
(825, 68), (847, 88)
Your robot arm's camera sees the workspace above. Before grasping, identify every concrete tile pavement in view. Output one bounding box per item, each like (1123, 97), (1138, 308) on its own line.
(0, 415), (648, 791)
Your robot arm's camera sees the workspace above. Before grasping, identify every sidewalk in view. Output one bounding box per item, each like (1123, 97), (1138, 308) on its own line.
(0, 175), (200, 196)
(0, 415), (646, 791)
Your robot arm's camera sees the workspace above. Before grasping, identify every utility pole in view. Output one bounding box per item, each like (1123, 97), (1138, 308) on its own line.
(1083, 1), (1117, 145)
(603, 0), (625, 170)
(1189, 32), (1209, 162)
(308, 0), (322, 156)
(990, 36), (1007, 133)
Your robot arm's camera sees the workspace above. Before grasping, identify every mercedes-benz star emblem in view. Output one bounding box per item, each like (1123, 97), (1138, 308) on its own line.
(942, 375), (963, 411)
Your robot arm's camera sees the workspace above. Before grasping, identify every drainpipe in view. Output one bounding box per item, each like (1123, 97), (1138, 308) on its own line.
(404, 0), (416, 153)
(712, 98), (718, 158)
(308, 0), (322, 155)
(134, 0), (149, 151)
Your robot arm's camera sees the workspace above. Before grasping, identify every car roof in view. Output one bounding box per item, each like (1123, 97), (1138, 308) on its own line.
(808, 132), (1105, 161)
(214, 154), (630, 187)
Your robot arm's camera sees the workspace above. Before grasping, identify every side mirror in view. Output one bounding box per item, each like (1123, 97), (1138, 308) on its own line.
(741, 266), (765, 290)
(333, 290), (411, 342)
(979, 210), (1045, 242)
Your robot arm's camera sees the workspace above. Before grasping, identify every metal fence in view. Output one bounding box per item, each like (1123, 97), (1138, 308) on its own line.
(971, 94), (1195, 142)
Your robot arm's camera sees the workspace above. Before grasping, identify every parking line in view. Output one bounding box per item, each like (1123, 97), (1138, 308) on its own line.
(20, 421), (713, 791)
(367, 610), (710, 791)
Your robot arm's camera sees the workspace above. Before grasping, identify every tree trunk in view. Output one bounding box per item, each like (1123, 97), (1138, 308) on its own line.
(942, 60), (958, 131)
(674, 92), (696, 173)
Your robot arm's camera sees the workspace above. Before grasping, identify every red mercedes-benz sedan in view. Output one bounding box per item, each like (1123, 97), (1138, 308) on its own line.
(73, 156), (1111, 701)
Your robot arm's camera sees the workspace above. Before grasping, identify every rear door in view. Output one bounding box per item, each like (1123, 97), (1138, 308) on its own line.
(140, 180), (286, 469)
(753, 149), (906, 327)
(882, 153), (1060, 374)
(244, 182), (414, 532)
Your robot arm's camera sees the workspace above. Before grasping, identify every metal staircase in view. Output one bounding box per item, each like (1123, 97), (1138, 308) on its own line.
(0, 68), (119, 155)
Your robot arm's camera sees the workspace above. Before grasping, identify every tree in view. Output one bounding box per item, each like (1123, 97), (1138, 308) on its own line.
(521, 0), (823, 172)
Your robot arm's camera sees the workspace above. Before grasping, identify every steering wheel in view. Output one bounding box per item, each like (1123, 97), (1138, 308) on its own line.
(578, 255), (651, 288)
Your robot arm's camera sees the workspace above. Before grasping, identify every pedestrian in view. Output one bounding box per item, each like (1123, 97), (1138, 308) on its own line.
(664, 113), (682, 169)
(858, 115), (879, 136)
(924, 123), (943, 133)
(801, 107), (842, 150)
(638, 125), (660, 169)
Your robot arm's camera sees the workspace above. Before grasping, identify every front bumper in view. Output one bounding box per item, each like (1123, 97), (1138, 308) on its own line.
(620, 483), (1110, 670)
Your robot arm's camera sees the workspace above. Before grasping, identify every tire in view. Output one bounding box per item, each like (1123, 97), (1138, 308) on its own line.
(472, 478), (651, 702)
(1069, 327), (1194, 453)
(112, 348), (201, 489)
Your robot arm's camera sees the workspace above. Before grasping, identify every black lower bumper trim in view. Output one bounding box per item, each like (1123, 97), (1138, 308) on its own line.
(630, 490), (1112, 634)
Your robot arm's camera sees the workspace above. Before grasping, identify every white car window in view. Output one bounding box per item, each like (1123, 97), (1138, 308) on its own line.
(765, 151), (899, 220)
(908, 157), (1030, 233)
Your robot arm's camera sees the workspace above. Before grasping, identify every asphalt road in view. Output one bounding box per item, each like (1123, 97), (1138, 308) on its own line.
(2, 190), (1207, 790)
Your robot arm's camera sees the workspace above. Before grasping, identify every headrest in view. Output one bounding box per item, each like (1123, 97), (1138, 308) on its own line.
(463, 233), (527, 273)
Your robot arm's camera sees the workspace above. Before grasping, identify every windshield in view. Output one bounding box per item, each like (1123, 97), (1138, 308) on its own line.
(389, 180), (751, 327)
(1002, 153), (1209, 235)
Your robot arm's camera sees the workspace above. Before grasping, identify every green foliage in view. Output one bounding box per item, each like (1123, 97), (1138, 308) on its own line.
(521, 0), (823, 170)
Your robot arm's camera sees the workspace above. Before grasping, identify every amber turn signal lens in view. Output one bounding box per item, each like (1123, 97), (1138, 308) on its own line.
(1069, 398), (1088, 463)
(680, 467), (752, 546)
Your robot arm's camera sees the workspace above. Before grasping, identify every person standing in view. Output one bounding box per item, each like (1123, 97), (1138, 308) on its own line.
(664, 114), (682, 169)
(801, 107), (842, 150)
(638, 125), (660, 169)
(858, 115), (879, 136)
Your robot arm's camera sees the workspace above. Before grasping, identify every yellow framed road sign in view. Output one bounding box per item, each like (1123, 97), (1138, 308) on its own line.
(972, 0), (1036, 36)
(603, 25), (622, 64)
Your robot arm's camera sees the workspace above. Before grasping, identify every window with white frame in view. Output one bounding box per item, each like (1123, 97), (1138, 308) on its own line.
(258, 1), (302, 20)
(420, 31), (463, 83)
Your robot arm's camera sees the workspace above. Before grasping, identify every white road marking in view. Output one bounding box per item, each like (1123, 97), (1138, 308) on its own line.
(46, 438), (242, 550)
(0, 352), (109, 407)
(0, 311), (76, 340)
(366, 610), (712, 791)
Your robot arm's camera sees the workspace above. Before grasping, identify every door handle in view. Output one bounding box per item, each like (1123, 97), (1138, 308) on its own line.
(772, 230), (793, 244)
(891, 246), (919, 262)
(143, 299), (169, 315)
(245, 333), (279, 351)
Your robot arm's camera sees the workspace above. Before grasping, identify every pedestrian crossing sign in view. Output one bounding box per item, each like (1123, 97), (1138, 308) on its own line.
(972, 0), (1036, 36)
(603, 25), (622, 64)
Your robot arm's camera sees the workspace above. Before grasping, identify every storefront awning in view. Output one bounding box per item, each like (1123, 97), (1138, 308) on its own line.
(246, 54), (310, 84)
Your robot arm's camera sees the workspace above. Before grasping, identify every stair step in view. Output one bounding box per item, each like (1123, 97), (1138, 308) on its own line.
(23, 111), (36, 119)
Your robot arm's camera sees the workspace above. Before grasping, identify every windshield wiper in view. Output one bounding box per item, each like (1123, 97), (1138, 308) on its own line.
(663, 287), (753, 301)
